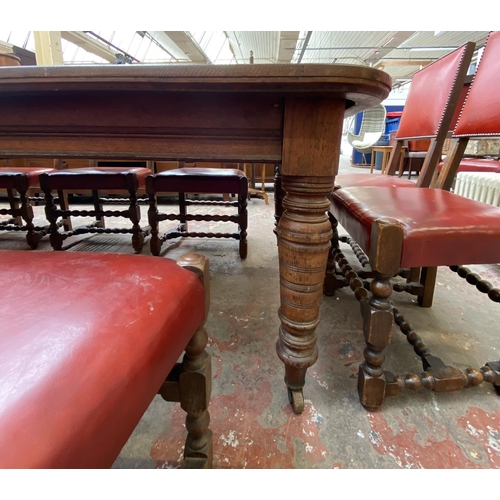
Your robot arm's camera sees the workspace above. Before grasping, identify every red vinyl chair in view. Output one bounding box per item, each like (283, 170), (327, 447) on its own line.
(329, 31), (500, 412)
(334, 41), (476, 192)
(325, 42), (476, 306)
(0, 251), (212, 468)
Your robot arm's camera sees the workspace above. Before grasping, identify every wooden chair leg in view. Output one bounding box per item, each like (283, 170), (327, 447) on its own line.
(180, 324), (213, 468)
(418, 266), (438, 308)
(273, 164), (284, 237)
(238, 185), (248, 259)
(358, 219), (404, 411)
(323, 211), (341, 296)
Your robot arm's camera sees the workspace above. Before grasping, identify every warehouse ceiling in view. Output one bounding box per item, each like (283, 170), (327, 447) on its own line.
(0, 30), (491, 88)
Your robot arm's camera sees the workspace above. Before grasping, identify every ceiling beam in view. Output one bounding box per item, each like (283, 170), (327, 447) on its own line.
(225, 31), (245, 63)
(364, 31), (418, 66)
(277, 31), (300, 63)
(61, 31), (116, 63)
(376, 60), (433, 67)
(163, 31), (211, 64)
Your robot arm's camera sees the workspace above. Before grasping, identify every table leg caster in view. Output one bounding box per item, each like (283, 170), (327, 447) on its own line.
(287, 387), (304, 414)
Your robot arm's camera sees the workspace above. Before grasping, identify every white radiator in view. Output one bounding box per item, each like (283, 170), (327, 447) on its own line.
(454, 172), (500, 207)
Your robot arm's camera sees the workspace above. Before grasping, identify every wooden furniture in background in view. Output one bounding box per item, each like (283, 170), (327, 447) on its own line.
(0, 250), (212, 468)
(0, 63), (391, 414)
(39, 167), (152, 253)
(242, 163), (269, 204)
(146, 167), (248, 258)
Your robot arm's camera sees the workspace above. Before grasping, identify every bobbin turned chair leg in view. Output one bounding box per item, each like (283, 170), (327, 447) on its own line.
(324, 211), (341, 296)
(358, 219), (404, 411)
(238, 177), (248, 259)
(158, 253), (213, 468)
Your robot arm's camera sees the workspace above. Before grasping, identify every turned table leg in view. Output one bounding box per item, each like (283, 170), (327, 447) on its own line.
(276, 175), (333, 413)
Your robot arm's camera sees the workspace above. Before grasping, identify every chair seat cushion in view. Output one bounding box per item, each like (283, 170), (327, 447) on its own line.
(331, 186), (500, 268)
(0, 251), (205, 468)
(40, 167), (152, 191)
(438, 158), (500, 173)
(148, 167), (248, 194)
(334, 174), (417, 189)
(0, 167), (57, 189)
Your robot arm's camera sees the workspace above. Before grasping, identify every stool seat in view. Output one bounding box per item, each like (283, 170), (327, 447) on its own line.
(0, 250), (206, 468)
(151, 167), (247, 192)
(40, 167), (151, 191)
(0, 167), (56, 189)
(331, 186), (500, 268)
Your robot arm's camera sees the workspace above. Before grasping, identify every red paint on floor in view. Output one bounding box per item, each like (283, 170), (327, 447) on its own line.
(367, 411), (490, 468)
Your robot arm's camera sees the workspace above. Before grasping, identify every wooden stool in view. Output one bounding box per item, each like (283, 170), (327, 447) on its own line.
(0, 167), (56, 249)
(0, 250), (212, 468)
(147, 167), (248, 258)
(39, 167), (152, 253)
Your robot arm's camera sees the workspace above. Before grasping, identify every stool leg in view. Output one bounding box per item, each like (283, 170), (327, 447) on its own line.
(7, 189), (22, 226)
(18, 188), (40, 249)
(178, 192), (188, 233)
(92, 190), (105, 229)
(57, 190), (72, 231)
(44, 190), (64, 251)
(128, 189), (144, 254)
(148, 192), (161, 256)
(238, 185), (248, 259)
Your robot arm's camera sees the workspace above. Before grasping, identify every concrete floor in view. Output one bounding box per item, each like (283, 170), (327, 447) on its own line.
(1, 153), (500, 469)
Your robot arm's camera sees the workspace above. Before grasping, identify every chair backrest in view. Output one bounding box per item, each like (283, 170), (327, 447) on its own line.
(454, 32), (500, 138)
(384, 41), (475, 186)
(434, 32), (500, 190)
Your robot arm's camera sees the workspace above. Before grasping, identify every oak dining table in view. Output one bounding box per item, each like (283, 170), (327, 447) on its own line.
(0, 63), (391, 413)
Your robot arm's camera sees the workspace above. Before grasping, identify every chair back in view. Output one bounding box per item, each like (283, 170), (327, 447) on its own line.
(454, 31), (500, 138)
(434, 32), (500, 190)
(385, 41), (475, 186)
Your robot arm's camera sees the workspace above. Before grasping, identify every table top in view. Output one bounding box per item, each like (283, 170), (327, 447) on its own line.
(0, 63), (392, 117)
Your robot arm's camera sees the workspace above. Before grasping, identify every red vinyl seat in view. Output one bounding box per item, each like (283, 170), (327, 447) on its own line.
(438, 158), (500, 174)
(0, 250), (212, 468)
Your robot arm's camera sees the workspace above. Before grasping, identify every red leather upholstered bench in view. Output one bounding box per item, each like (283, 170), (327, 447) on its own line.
(146, 167), (248, 258)
(0, 250), (212, 468)
(39, 167), (152, 253)
(0, 167), (56, 248)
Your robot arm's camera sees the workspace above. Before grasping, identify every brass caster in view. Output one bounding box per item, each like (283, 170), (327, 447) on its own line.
(287, 387), (305, 414)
